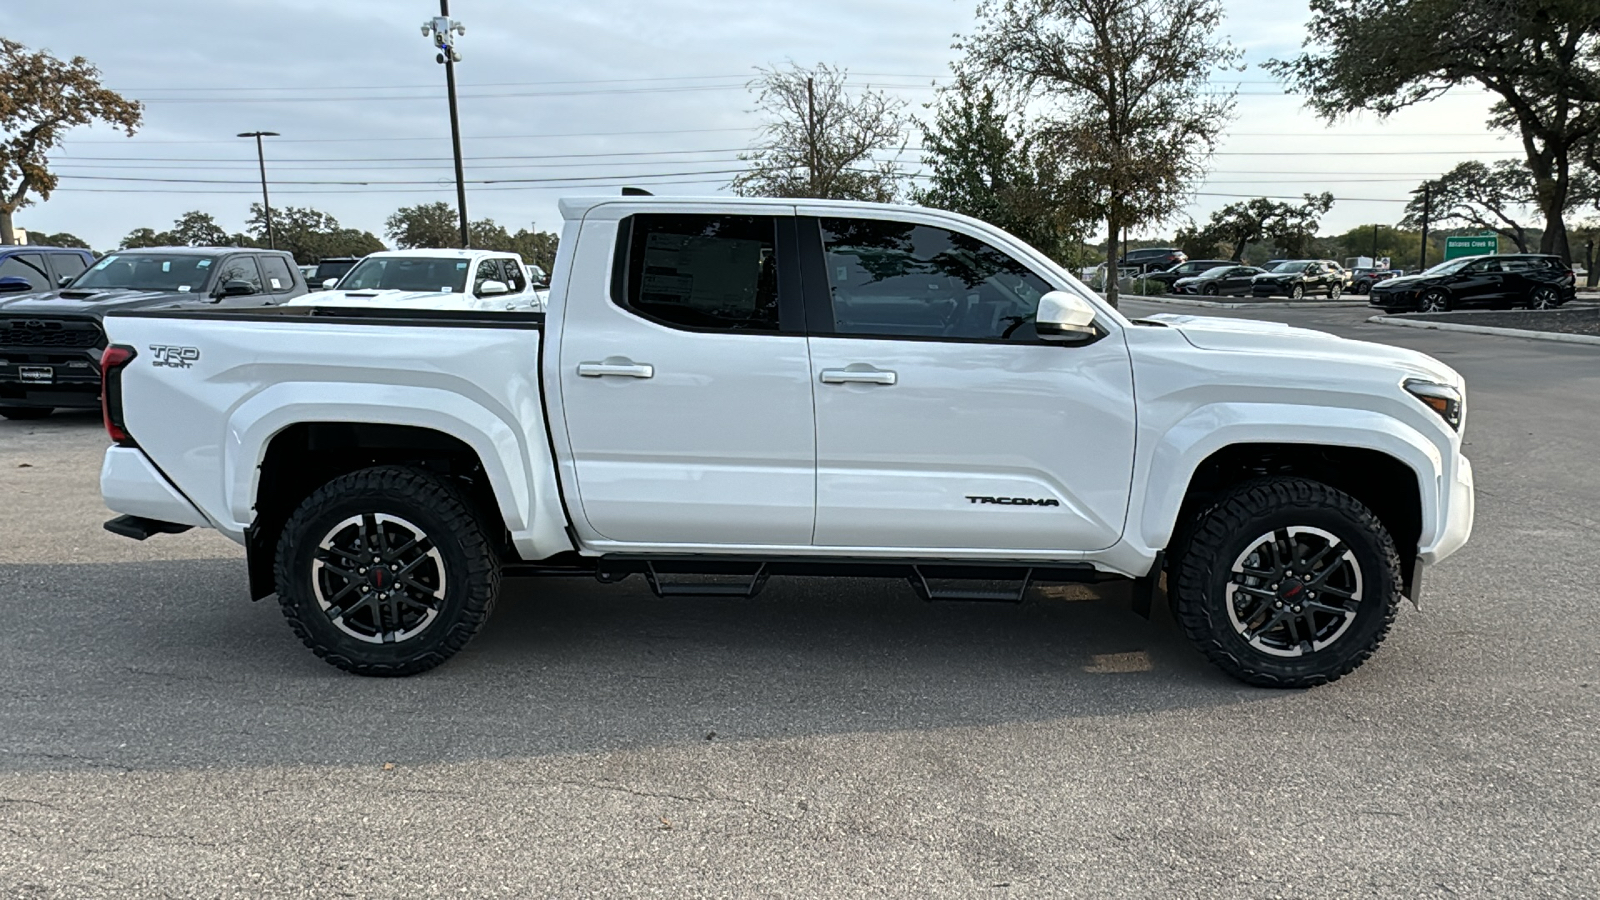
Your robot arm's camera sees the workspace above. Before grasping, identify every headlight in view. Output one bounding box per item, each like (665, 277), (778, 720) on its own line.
(1404, 379), (1463, 431)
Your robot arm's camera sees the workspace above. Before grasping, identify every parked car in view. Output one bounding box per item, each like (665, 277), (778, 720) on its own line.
(1349, 267), (1402, 294)
(1140, 258), (1234, 291)
(1172, 264), (1267, 296)
(0, 246), (96, 296)
(1251, 259), (1348, 300)
(307, 256), (363, 291)
(1368, 253), (1576, 313)
(0, 247), (305, 419)
(287, 249), (542, 313)
(98, 195), (1472, 689)
(1117, 246), (1187, 273)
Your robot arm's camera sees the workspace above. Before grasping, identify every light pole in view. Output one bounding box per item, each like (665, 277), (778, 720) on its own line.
(237, 131), (279, 249)
(423, 6), (470, 248)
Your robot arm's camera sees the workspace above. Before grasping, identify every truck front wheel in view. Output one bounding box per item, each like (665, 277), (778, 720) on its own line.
(274, 466), (500, 676)
(1172, 477), (1401, 688)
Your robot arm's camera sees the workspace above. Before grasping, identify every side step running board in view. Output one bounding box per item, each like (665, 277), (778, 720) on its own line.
(104, 515), (193, 541)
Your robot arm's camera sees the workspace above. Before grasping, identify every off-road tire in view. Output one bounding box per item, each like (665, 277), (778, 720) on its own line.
(275, 466), (499, 676)
(1172, 477), (1401, 688)
(0, 407), (52, 420)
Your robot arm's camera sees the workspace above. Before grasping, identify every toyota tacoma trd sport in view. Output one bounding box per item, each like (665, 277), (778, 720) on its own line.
(96, 196), (1474, 688)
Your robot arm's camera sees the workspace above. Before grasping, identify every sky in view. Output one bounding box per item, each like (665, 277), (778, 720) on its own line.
(2, 0), (1519, 251)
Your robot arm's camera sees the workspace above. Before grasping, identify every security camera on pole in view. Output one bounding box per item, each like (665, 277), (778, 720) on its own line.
(422, 6), (470, 248)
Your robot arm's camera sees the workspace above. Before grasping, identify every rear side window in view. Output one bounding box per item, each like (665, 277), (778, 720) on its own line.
(614, 214), (779, 332)
(500, 259), (527, 293)
(819, 217), (1052, 342)
(0, 253), (50, 291)
(49, 252), (89, 284)
(258, 255), (296, 293)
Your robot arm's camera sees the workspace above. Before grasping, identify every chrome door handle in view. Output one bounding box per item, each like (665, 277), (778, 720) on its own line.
(820, 368), (897, 385)
(577, 361), (654, 378)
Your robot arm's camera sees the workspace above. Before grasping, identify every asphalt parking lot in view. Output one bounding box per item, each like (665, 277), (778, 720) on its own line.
(2, 302), (1597, 898)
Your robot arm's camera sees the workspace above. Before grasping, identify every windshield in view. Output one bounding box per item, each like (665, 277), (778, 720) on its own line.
(1197, 266), (1233, 278)
(72, 253), (216, 293)
(1270, 261), (1309, 273)
(1421, 258), (1474, 276)
(338, 256), (470, 293)
(314, 259), (359, 283)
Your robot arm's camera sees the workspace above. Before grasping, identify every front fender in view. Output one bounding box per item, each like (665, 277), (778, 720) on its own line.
(1133, 402), (1446, 554)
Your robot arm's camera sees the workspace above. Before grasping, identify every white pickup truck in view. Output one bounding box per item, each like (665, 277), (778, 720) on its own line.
(289, 248), (544, 313)
(96, 196), (1474, 688)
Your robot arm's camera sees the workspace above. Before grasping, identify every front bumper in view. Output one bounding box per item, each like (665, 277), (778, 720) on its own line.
(1421, 454), (1474, 565)
(1368, 290), (1416, 312)
(0, 344), (103, 409)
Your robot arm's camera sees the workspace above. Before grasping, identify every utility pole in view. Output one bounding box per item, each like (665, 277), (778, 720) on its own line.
(424, 4), (470, 248)
(1371, 223), (1379, 262)
(237, 131), (279, 249)
(1417, 183), (1432, 271)
(806, 76), (817, 196)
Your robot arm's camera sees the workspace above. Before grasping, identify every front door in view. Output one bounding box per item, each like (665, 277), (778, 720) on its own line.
(556, 208), (816, 547)
(802, 215), (1137, 553)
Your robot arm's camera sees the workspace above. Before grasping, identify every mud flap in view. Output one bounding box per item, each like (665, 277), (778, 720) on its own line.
(1130, 551), (1166, 619)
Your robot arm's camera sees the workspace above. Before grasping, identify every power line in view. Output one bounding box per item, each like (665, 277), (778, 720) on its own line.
(56, 168), (752, 186)
(61, 126), (761, 145)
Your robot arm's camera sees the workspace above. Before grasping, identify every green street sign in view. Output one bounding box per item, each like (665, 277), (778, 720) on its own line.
(1444, 233), (1499, 260)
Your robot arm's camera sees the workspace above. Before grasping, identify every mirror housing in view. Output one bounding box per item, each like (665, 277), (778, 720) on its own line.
(1036, 290), (1099, 342)
(57, 275), (75, 288)
(0, 276), (34, 294)
(219, 279), (256, 297)
(322, 277), (339, 289)
(477, 279), (509, 296)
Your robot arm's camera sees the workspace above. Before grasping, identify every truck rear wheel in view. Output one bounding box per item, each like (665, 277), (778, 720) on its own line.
(1172, 477), (1401, 688)
(274, 466), (499, 676)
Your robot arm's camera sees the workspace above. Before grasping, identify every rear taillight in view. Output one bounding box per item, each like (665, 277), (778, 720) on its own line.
(101, 344), (137, 446)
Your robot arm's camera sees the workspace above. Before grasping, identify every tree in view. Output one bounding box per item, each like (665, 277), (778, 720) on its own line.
(250, 204), (384, 263)
(960, 0), (1239, 306)
(385, 202), (460, 250)
(731, 62), (908, 202)
(915, 77), (1086, 260)
(1176, 193), (1336, 261)
(1267, 0), (1600, 263)
(0, 39), (143, 245)
(120, 226), (175, 249)
(30, 231), (90, 249)
(169, 210), (230, 247)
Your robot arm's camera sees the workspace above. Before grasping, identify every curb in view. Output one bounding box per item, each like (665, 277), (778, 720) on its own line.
(1366, 315), (1600, 346)
(1118, 294), (1369, 310)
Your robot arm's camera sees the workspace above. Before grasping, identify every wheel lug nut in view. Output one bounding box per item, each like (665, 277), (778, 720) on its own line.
(1303, 574), (1313, 581)
(1293, 605), (1302, 613)
(361, 586), (370, 593)
(1274, 601), (1283, 608)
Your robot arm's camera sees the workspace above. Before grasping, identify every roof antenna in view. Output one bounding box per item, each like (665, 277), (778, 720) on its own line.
(621, 187), (653, 196)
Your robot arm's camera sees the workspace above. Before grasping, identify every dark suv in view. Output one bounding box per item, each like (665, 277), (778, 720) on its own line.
(1250, 259), (1348, 299)
(1368, 253), (1576, 313)
(1139, 258), (1233, 291)
(1117, 247), (1186, 273)
(0, 246), (306, 419)
(0, 246), (96, 296)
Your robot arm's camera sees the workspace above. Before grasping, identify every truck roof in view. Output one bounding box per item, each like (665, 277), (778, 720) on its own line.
(108, 246), (292, 257)
(362, 248), (520, 260)
(557, 194), (933, 222)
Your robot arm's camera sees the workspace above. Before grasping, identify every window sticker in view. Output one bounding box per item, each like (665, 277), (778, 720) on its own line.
(456, 262), (468, 269)
(178, 286), (191, 292)
(197, 259), (212, 267)
(92, 258), (113, 270)
(441, 286), (453, 292)
(162, 261), (171, 272)
(269, 278), (282, 289)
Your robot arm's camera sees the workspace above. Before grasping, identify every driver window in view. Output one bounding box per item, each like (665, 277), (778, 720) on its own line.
(819, 218), (1053, 341)
(215, 256), (263, 294)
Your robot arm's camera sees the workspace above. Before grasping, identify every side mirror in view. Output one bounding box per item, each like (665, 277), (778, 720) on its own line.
(220, 279), (256, 297)
(477, 279), (509, 296)
(57, 275), (75, 287)
(0, 276), (34, 293)
(322, 278), (339, 289)
(1036, 290), (1099, 342)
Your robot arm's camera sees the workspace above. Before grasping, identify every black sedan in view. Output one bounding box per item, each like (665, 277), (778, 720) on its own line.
(1140, 258), (1234, 291)
(1172, 264), (1266, 297)
(1250, 260), (1348, 300)
(1368, 254), (1576, 313)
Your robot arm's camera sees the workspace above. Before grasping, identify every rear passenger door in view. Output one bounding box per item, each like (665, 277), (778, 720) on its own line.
(554, 206), (817, 548)
(46, 252), (89, 288)
(256, 255), (300, 303)
(802, 214), (1136, 553)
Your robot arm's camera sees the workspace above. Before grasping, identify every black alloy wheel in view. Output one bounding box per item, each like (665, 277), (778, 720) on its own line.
(1203, 283), (1220, 296)
(275, 466), (499, 676)
(1528, 285), (1562, 310)
(1172, 477), (1401, 688)
(1419, 289), (1451, 313)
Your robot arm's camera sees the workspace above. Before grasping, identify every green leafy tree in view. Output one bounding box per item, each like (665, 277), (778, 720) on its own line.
(0, 39), (143, 245)
(731, 62), (908, 202)
(915, 78), (1086, 261)
(1176, 193), (1335, 261)
(959, 0), (1240, 306)
(385, 201), (460, 249)
(120, 226), (175, 249)
(249, 204), (384, 264)
(1267, 0), (1600, 262)
(30, 230), (90, 249)
(168, 210), (230, 247)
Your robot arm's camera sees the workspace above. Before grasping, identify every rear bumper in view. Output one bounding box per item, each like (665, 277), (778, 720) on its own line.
(100, 446), (212, 531)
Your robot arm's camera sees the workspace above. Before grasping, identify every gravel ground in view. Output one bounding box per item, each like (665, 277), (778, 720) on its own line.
(1390, 306), (1600, 336)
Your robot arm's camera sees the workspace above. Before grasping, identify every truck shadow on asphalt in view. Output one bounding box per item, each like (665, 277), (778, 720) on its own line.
(0, 558), (1272, 774)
